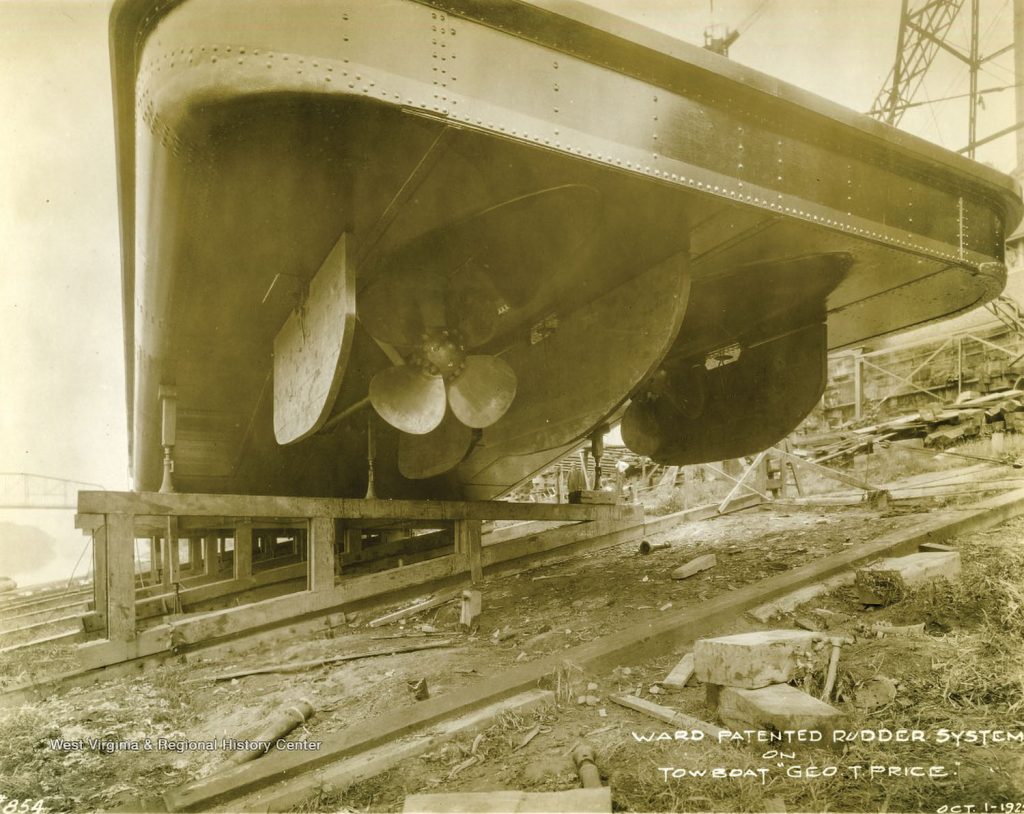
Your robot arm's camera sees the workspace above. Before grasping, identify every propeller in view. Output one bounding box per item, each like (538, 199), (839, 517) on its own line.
(359, 185), (601, 473)
(367, 327), (518, 435)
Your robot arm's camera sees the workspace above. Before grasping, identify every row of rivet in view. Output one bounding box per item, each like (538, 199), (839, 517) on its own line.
(133, 29), (987, 267)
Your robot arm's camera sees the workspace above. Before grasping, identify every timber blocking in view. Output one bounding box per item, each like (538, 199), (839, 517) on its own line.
(73, 491), (642, 671)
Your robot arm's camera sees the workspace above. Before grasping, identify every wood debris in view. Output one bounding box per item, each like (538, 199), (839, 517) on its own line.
(207, 639), (455, 681)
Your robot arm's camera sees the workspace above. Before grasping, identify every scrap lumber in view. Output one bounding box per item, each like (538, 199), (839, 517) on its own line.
(820, 642), (841, 701)
(872, 622), (926, 637)
(660, 653), (695, 690)
(208, 639), (455, 681)
(671, 553), (717, 580)
(771, 447), (886, 496)
(569, 490), (618, 505)
(368, 590), (463, 628)
(608, 693), (727, 738)
(459, 590), (482, 629)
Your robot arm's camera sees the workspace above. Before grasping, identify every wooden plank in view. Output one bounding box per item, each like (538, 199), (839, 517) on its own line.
(77, 492), (622, 523)
(0, 630), (84, 656)
(368, 590), (463, 628)
(134, 563), (306, 619)
(0, 602), (91, 634)
(0, 613), (84, 639)
(106, 513), (136, 642)
(671, 553), (717, 580)
(203, 535), (217, 577)
(309, 517), (336, 593)
(642, 493), (761, 537)
(168, 518), (180, 585)
(716, 451), (769, 513)
(772, 447), (884, 494)
(660, 652), (695, 689)
(187, 538), (201, 573)
(150, 537), (160, 584)
(207, 639), (455, 681)
(483, 520), (572, 546)
(608, 693), (726, 738)
(234, 524), (253, 580)
(457, 520), (483, 583)
(76, 628), (171, 670)
(342, 527), (451, 567)
(92, 526), (107, 632)
(165, 555), (461, 649)
(75, 512), (104, 531)
(484, 519), (642, 579)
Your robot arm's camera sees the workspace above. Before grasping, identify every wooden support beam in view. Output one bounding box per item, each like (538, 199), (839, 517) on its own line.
(168, 517), (180, 584)
(716, 451), (769, 513)
(309, 517), (336, 593)
(456, 519), (483, 583)
(367, 590), (462, 628)
(187, 538), (201, 573)
(160, 530), (172, 589)
(203, 535), (217, 577)
(106, 513), (137, 642)
(92, 525), (107, 632)
(770, 447), (886, 495)
(234, 524), (253, 580)
(134, 563), (306, 620)
(150, 537), (160, 584)
(344, 525), (364, 559)
(77, 492), (624, 523)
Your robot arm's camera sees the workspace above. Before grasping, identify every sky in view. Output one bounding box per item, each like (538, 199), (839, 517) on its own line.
(0, 0), (1019, 585)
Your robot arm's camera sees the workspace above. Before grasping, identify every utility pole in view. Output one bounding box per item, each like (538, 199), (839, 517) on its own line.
(1016, 0), (1024, 179)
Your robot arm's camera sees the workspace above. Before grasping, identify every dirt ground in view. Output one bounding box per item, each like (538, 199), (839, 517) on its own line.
(2, 468), (1024, 812)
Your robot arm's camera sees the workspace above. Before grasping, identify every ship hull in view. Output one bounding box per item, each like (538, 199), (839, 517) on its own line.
(110, 0), (1022, 498)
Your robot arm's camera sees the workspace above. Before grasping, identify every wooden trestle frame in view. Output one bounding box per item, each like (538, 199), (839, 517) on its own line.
(74, 491), (641, 670)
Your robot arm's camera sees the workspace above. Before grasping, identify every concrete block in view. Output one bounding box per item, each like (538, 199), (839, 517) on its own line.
(918, 542), (956, 553)
(693, 630), (828, 689)
(672, 553), (717, 580)
(855, 551), (961, 605)
(718, 683), (846, 740)
(660, 652), (695, 690)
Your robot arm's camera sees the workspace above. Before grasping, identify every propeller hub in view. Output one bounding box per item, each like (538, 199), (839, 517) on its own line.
(416, 329), (466, 378)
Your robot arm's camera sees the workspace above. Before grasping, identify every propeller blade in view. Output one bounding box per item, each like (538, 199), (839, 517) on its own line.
(359, 270), (446, 347)
(447, 355), (517, 429)
(398, 411), (474, 479)
(369, 365), (447, 435)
